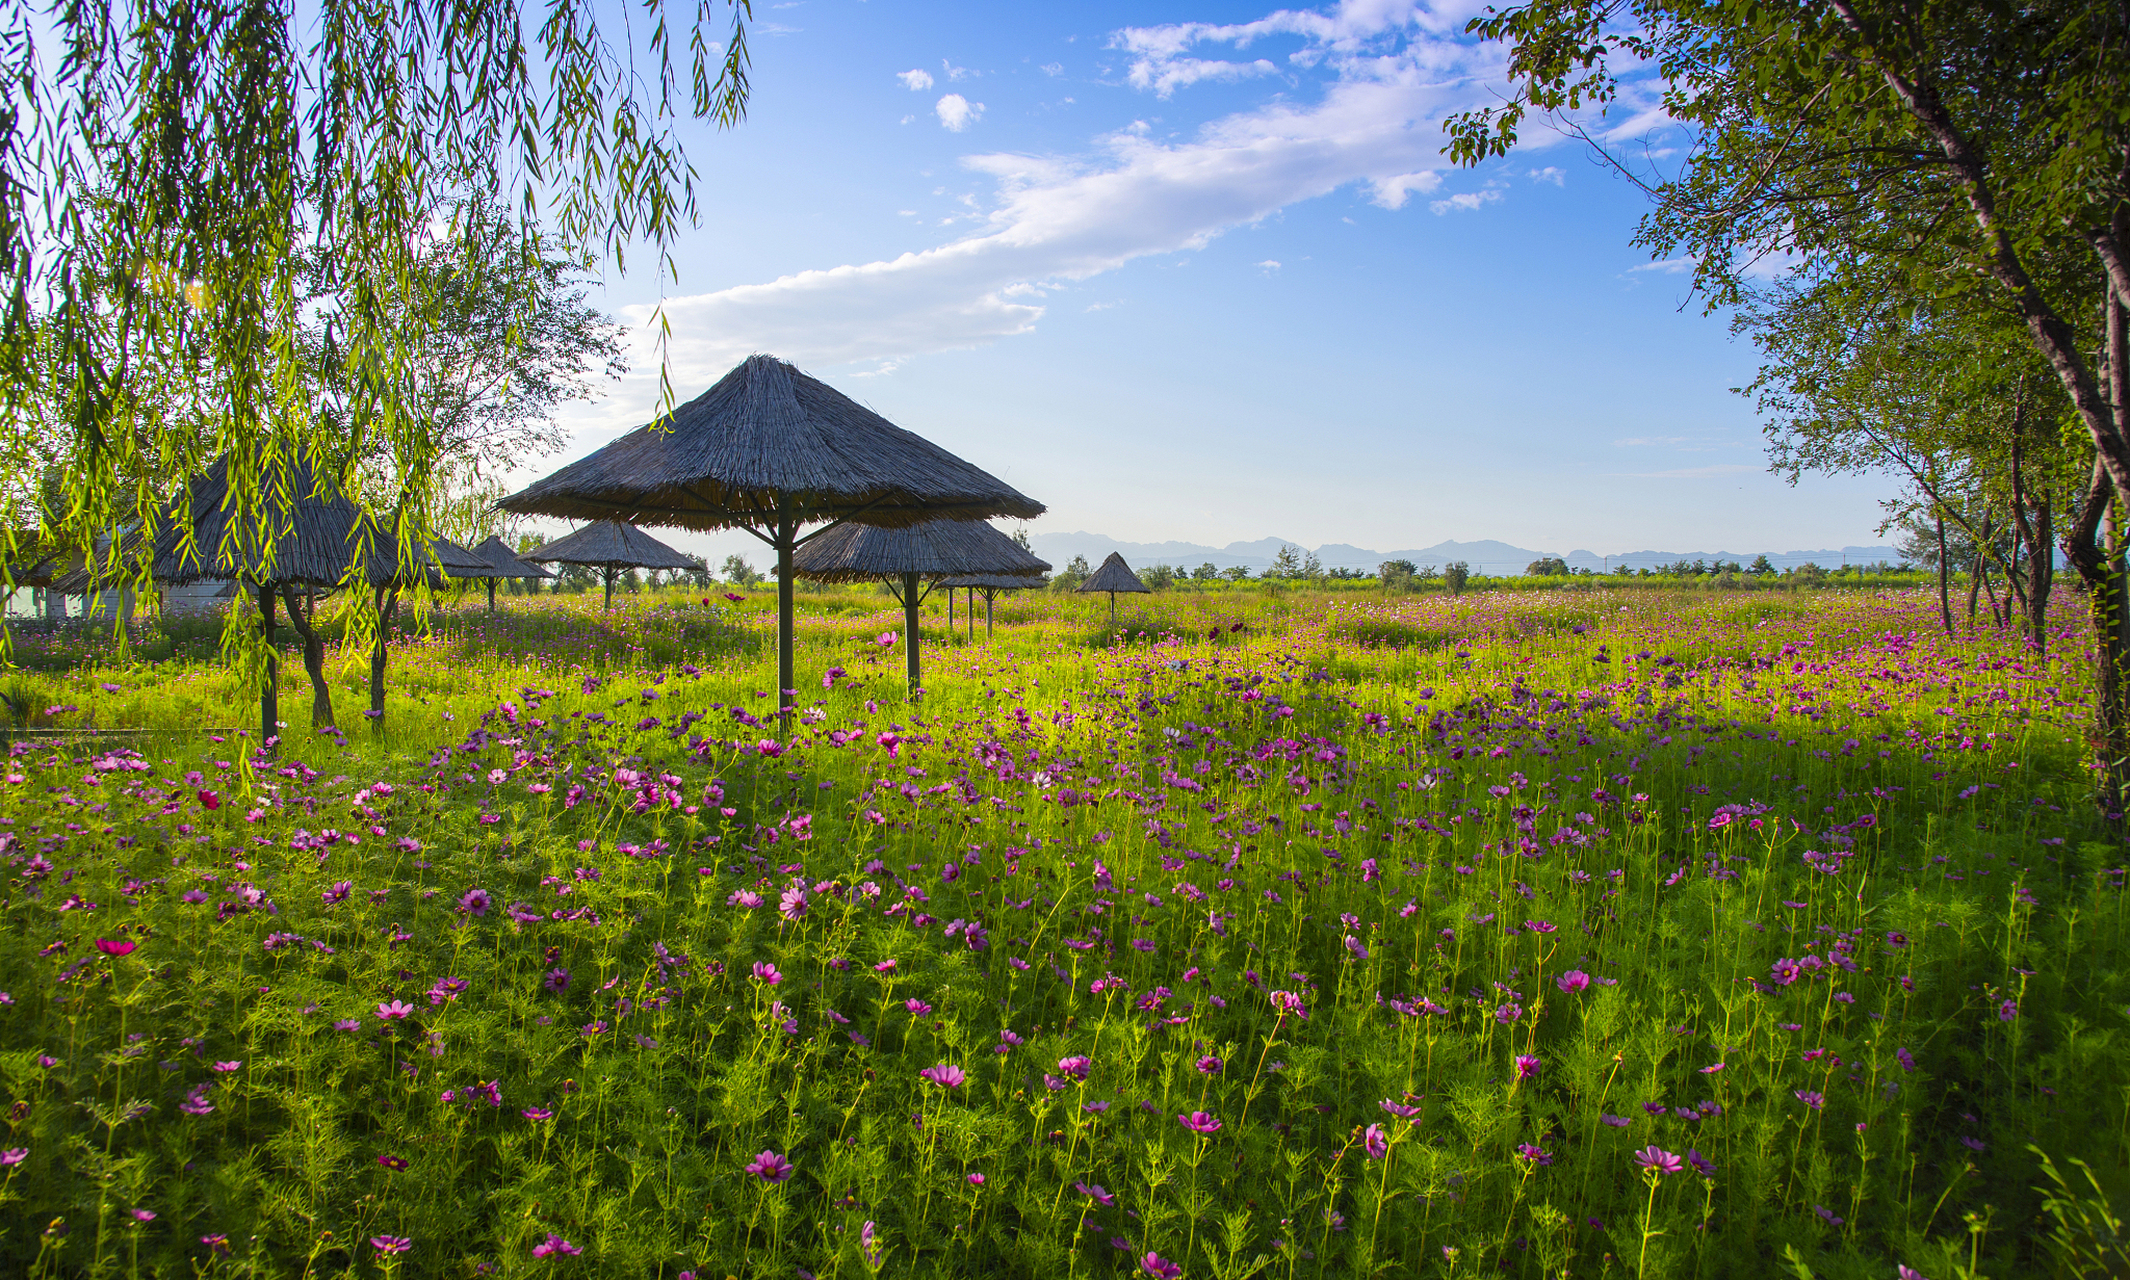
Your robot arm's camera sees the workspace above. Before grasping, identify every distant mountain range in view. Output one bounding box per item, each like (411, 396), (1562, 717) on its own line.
(1027, 532), (1908, 576)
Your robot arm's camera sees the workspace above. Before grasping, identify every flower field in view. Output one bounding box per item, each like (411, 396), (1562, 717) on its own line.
(0, 585), (2124, 1278)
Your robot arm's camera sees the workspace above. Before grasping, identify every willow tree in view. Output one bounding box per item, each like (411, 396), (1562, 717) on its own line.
(0, 0), (753, 700)
(1450, 0), (2129, 815)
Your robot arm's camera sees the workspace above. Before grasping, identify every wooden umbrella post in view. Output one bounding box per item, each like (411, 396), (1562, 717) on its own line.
(947, 587), (953, 634)
(903, 571), (922, 696)
(258, 583), (278, 752)
(985, 588), (994, 640)
(777, 514), (797, 731)
(487, 579), (496, 613)
(603, 565), (614, 611)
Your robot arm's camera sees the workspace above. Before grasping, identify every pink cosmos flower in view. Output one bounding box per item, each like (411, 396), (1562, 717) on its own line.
(751, 962), (782, 986)
(1556, 970), (1591, 993)
(1177, 1111), (1222, 1135)
(530, 1233), (582, 1258)
(376, 1000), (415, 1021)
(198, 790), (220, 810)
(745, 1149), (795, 1183)
(0, 1148), (25, 1166)
(93, 938), (137, 957)
(918, 1063), (965, 1089)
(1514, 1054), (1540, 1080)
(370, 1236), (411, 1254)
(1363, 1123), (1388, 1159)
(1141, 1251), (1182, 1279)
(1633, 1146), (1685, 1175)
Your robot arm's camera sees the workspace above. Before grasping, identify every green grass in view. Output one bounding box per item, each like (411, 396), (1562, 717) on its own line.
(0, 583), (2117, 1279)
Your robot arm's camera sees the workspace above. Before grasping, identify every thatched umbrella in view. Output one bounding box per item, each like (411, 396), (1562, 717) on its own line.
(153, 451), (484, 741)
(1077, 552), (1150, 626)
(792, 520), (1048, 693)
(938, 572), (1045, 641)
(498, 354), (1043, 721)
(466, 534), (554, 612)
(519, 520), (698, 611)
(48, 527), (150, 620)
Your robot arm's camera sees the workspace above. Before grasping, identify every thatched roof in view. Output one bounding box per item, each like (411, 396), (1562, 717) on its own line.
(938, 573), (1044, 590)
(496, 355), (1046, 530)
(1078, 552), (1150, 594)
(470, 535), (554, 579)
(150, 451), (497, 591)
(519, 521), (700, 571)
(48, 528), (149, 595)
(792, 519), (1051, 584)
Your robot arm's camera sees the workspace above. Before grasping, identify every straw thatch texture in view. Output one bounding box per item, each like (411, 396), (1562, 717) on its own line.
(496, 355), (1046, 530)
(520, 521), (700, 571)
(48, 528), (149, 594)
(152, 452), (493, 590)
(792, 519), (1050, 583)
(1078, 553), (1150, 594)
(471, 535), (554, 579)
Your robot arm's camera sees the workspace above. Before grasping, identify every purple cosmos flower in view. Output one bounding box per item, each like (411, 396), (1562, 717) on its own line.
(1814, 1204), (1843, 1226)
(1381, 1099), (1421, 1118)
(377, 1155), (408, 1170)
(1795, 1090), (1825, 1111)
(530, 1233), (582, 1258)
(1195, 1055), (1223, 1075)
(1269, 990), (1309, 1020)
(745, 1149), (795, 1183)
(1601, 1113), (1631, 1128)
(1076, 1181), (1116, 1206)
(92, 938), (136, 958)
(860, 1221), (883, 1267)
(751, 962), (782, 986)
(1178, 1111), (1222, 1135)
(1514, 1054), (1540, 1080)
(1516, 1142), (1552, 1166)
(457, 889), (492, 917)
(1998, 999), (2018, 1022)
(1363, 1124), (1388, 1159)
(375, 1000), (415, 1021)
(904, 998), (933, 1015)
(522, 1108), (555, 1121)
(1057, 1055), (1092, 1080)
(1633, 1146), (1684, 1175)
(967, 1172), (984, 1186)
(1556, 970), (1591, 993)
(1688, 1149), (1717, 1176)
(201, 1234), (231, 1257)
(129, 1209), (155, 1222)
(779, 886), (808, 919)
(1141, 1253), (1182, 1279)
(370, 1236), (411, 1254)
(1896, 1046), (1917, 1073)
(918, 1064), (965, 1089)
(0, 1148), (24, 1166)
(1897, 1266), (1932, 1280)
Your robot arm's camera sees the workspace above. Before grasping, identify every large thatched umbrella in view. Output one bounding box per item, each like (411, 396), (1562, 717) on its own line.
(153, 451), (485, 741)
(793, 519), (1047, 692)
(498, 355), (1043, 721)
(1078, 552), (1151, 626)
(519, 520), (698, 611)
(466, 535), (554, 612)
(938, 572), (1045, 641)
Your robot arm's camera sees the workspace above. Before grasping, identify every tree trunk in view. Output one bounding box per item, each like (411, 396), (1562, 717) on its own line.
(279, 585), (335, 732)
(1935, 507), (1952, 635)
(258, 584), (278, 751)
(2029, 493), (2054, 651)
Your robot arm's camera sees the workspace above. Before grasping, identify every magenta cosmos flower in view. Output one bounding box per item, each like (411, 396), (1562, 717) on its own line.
(93, 938), (137, 957)
(1514, 1054), (1541, 1080)
(1363, 1124), (1388, 1159)
(370, 1236), (411, 1254)
(530, 1233), (582, 1258)
(1633, 1146), (1685, 1175)
(1556, 970), (1591, 993)
(745, 1149), (795, 1183)
(1178, 1111), (1222, 1135)
(375, 1000), (415, 1021)
(1141, 1252), (1182, 1279)
(918, 1063), (965, 1089)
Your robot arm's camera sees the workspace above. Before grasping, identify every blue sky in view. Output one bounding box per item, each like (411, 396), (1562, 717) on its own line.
(527, 0), (1901, 567)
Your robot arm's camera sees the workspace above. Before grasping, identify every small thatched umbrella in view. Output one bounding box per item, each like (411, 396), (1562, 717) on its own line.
(793, 520), (1048, 693)
(48, 527), (150, 620)
(153, 451), (484, 741)
(937, 572), (1045, 641)
(520, 520), (698, 610)
(498, 355), (1043, 723)
(466, 535), (554, 612)
(1078, 552), (1151, 626)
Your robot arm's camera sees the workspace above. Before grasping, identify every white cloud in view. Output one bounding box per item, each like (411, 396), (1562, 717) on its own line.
(1528, 165), (1565, 186)
(1041, 62), (1064, 76)
(1628, 257), (1694, 275)
(1257, 259), (1281, 271)
(943, 59), (974, 81)
(621, 2), (1533, 387)
(897, 68), (934, 91)
(936, 94), (985, 132)
(1130, 57), (1279, 99)
(1429, 187), (1502, 215)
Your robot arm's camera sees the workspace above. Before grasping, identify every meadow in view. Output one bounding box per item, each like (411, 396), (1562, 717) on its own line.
(0, 581), (2122, 1279)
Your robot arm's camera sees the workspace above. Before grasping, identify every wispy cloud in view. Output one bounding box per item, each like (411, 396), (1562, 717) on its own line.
(897, 68), (934, 91)
(622, 2), (1532, 390)
(1430, 185), (1502, 215)
(1527, 165), (1565, 186)
(1616, 464), (1760, 480)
